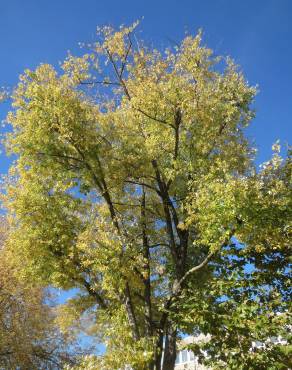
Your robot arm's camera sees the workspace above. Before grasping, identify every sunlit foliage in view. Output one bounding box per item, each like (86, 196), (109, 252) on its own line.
(0, 217), (83, 369)
(2, 23), (291, 369)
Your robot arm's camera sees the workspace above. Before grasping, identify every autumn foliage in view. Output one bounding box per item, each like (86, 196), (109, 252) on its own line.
(1, 23), (291, 369)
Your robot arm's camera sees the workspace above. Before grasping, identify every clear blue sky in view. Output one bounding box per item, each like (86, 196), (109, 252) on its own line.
(0, 0), (291, 171)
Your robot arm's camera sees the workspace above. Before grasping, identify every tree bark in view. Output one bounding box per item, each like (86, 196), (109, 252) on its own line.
(154, 331), (164, 370)
(141, 187), (153, 338)
(162, 324), (177, 370)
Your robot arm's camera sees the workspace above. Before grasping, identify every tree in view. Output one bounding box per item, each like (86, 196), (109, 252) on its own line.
(0, 216), (82, 369)
(2, 23), (291, 369)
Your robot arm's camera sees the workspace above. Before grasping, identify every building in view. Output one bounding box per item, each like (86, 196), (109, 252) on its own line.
(175, 335), (208, 370)
(174, 332), (289, 369)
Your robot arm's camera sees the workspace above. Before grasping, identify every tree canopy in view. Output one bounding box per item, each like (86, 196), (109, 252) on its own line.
(2, 23), (291, 369)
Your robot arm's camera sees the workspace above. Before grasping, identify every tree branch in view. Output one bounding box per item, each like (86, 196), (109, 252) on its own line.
(158, 228), (236, 332)
(36, 151), (84, 163)
(120, 34), (132, 78)
(141, 186), (153, 336)
(106, 48), (131, 99)
(79, 80), (121, 86)
(151, 160), (177, 258)
(176, 252), (214, 290)
(125, 179), (161, 195)
(82, 278), (108, 309)
(135, 107), (174, 128)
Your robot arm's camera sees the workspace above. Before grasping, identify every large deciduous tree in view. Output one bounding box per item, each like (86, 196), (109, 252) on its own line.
(2, 24), (291, 369)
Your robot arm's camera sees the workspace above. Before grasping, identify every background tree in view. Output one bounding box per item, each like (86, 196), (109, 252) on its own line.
(2, 24), (291, 369)
(0, 216), (83, 369)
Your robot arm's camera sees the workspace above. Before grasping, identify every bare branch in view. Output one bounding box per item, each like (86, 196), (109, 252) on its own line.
(135, 107), (174, 128)
(106, 48), (131, 99)
(120, 34), (133, 78)
(80, 80), (121, 86)
(125, 179), (161, 195)
(177, 252), (214, 288)
(36, 152), (84, 163)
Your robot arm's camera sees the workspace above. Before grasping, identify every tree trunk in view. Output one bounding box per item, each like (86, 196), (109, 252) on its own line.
(162, 324), (177, 370)
(153, 332), (164, 370)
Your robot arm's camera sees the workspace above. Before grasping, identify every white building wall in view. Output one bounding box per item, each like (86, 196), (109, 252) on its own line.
(174, 336), (209, 370)
(174, 349), (207, 369)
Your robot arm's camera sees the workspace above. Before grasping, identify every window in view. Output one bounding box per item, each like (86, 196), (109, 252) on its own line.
(189, 351), (195, 361)
(181, 350), (188, 363)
